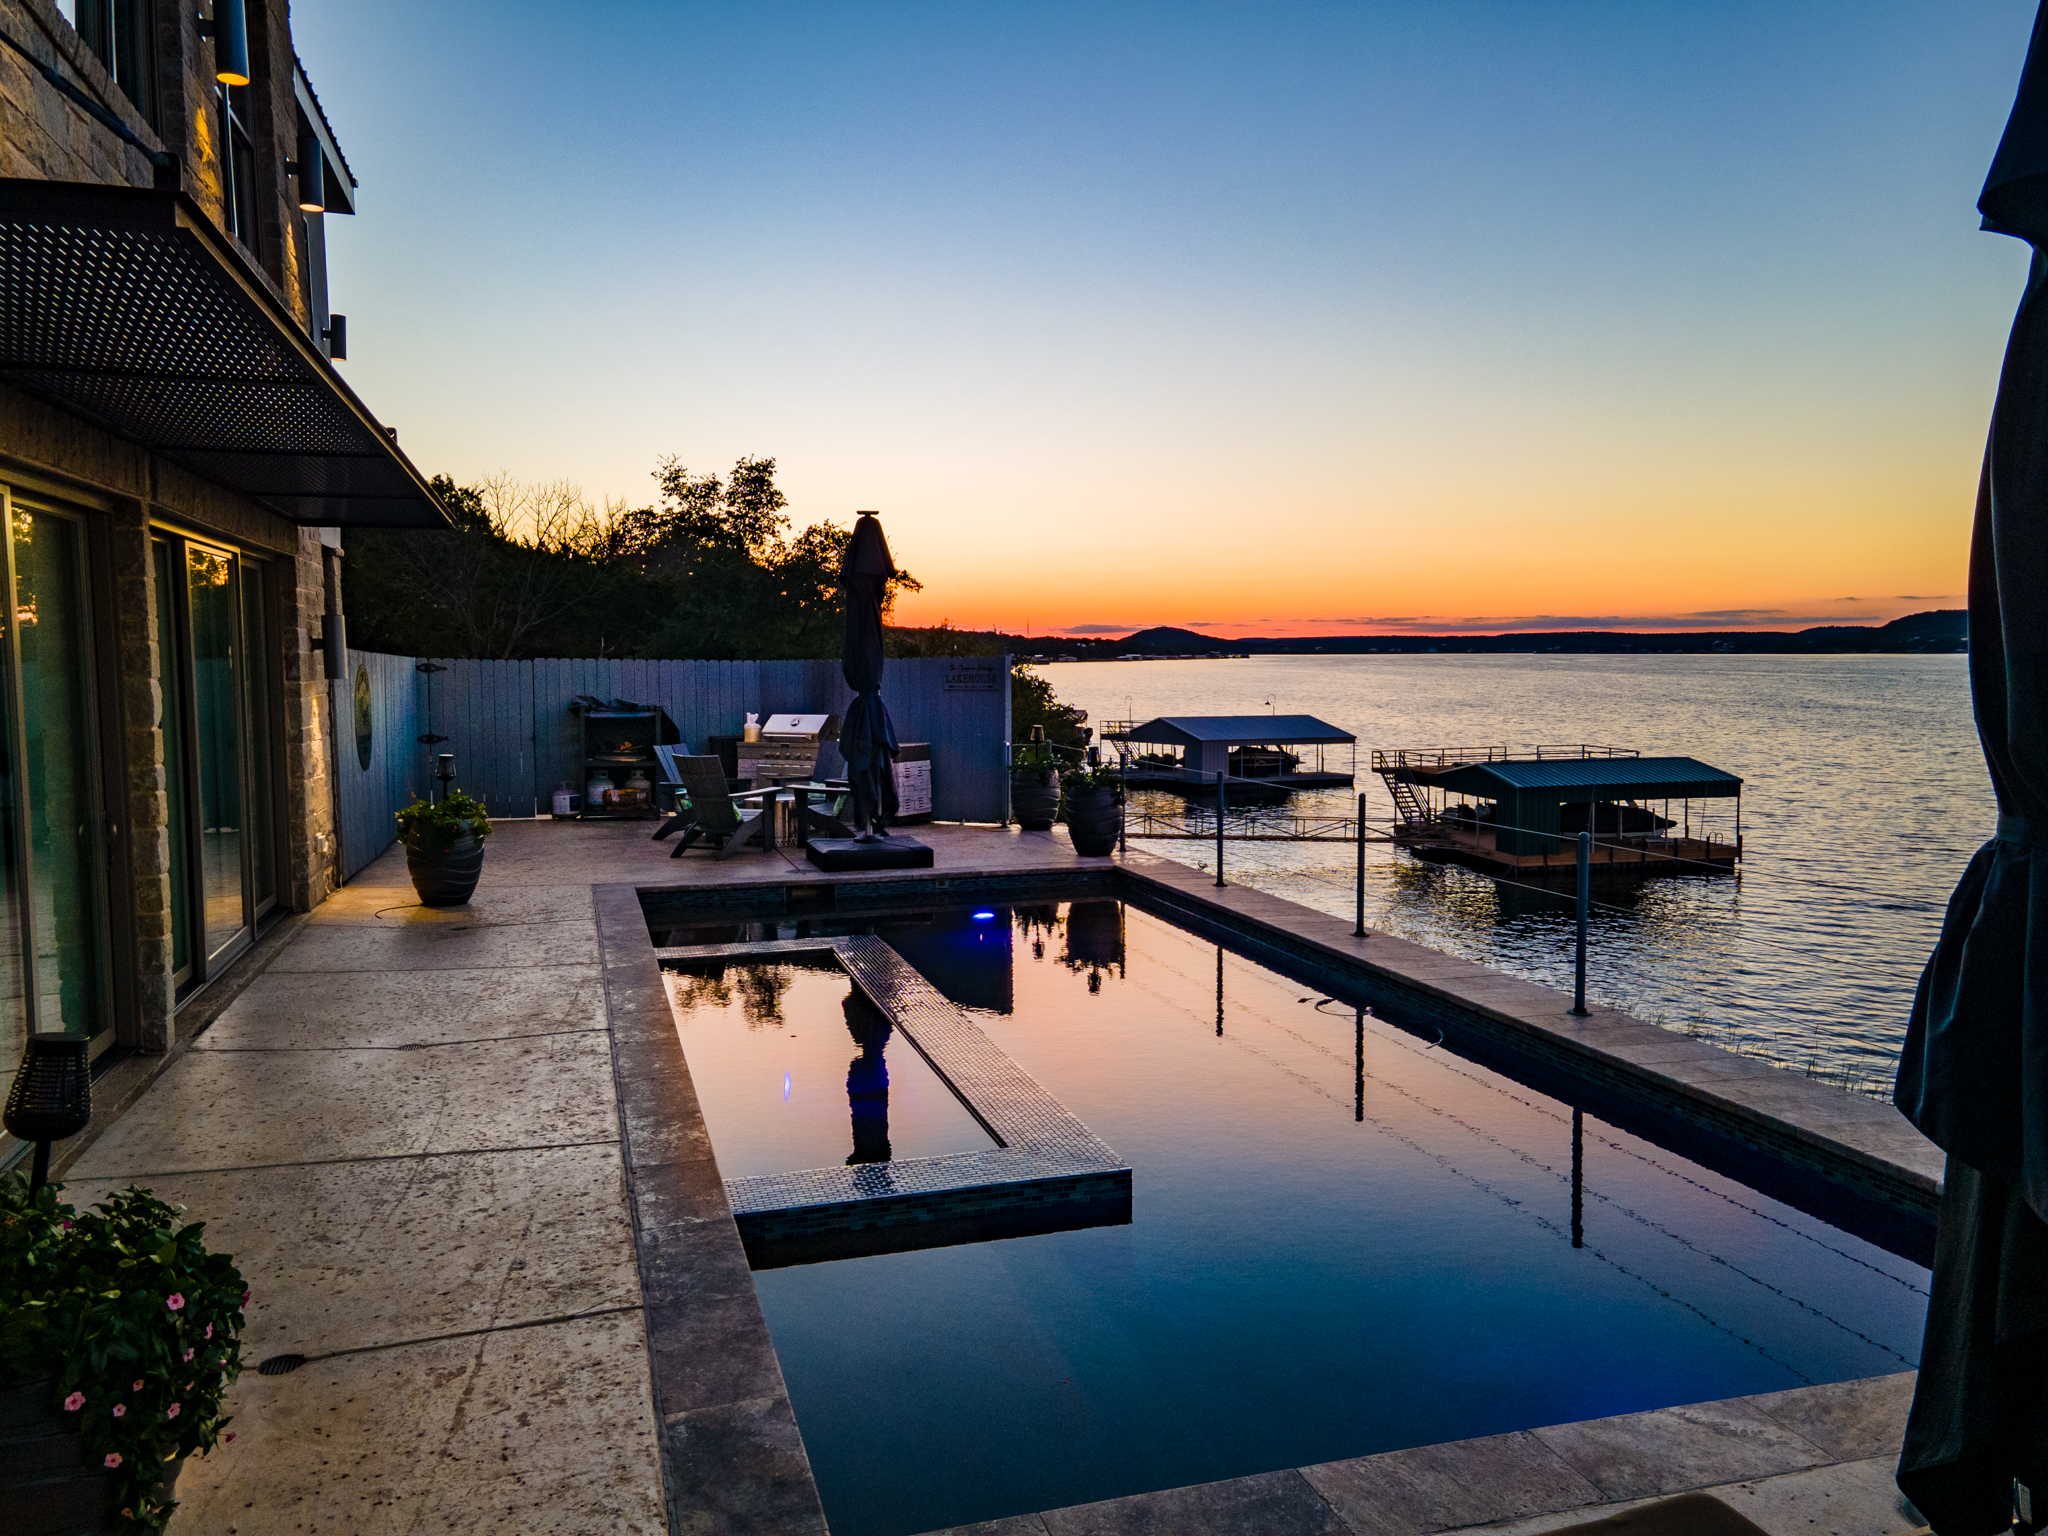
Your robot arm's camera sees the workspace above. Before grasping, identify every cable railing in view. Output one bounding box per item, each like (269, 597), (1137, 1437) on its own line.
(1123, 800), (1923, 1101)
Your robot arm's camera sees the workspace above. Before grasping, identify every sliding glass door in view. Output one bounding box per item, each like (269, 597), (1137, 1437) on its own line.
(155, 533), (279, 990)
(0, 490), (113, 1067)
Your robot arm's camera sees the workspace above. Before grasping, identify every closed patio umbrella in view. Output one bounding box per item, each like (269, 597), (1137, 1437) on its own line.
(838, 513), (900, 840)
(1895, 6), (2048, 1529)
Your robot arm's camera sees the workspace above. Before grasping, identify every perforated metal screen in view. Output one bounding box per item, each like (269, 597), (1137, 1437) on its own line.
(0, 179), (445, 528)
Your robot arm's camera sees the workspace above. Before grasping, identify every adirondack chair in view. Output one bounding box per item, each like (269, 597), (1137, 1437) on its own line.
(649, 744), (697, 841)
(658, 754), (767, 859)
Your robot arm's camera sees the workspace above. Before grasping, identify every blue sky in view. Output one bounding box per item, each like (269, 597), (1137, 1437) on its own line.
(294, 1), (2037, 634)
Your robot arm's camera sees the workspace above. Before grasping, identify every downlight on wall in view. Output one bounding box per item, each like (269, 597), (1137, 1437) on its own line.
(195, 0), (250, 86)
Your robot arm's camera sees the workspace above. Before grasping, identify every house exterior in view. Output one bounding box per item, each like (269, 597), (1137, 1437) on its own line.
(0, 0), (443, 1107)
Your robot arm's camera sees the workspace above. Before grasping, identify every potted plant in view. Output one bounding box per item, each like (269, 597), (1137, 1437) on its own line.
(1059, 757), (1124, 857)
(396, 788), (492, 906)
(1011, 726), (1062, 831)
(1, 1173), (248, 1533)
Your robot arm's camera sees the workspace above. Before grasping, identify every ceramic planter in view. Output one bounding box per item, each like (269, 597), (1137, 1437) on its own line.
(405, 830), (484, 906)
(0, 1378), (181, 1535)
(1062, 785), (1122, 856)
(1012, 769), (1062, 831)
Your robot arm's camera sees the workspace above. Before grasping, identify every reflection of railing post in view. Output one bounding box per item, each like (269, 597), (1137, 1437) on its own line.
(1214, 771), (1226, 886)
(1572, 830), (1590, 1015)
(1571, 1108), (1584, 1247)
(1354, 791), (1367, 936)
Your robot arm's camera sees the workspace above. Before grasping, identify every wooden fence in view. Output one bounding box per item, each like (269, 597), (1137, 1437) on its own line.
(334, 653), (1012, 878)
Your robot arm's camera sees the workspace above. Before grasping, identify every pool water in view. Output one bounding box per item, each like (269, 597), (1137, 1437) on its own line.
(663, 960), (993, 1174)
(672, 898), (1930, 1536)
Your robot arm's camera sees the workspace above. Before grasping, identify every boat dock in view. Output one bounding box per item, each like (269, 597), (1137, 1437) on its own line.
(1103, 714), (1357, 804)
(1375, 745), (1743, 881)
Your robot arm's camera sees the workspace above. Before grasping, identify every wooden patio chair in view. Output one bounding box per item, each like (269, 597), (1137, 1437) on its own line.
(658, 754), (767, 859)
(649, 744), (697, 841)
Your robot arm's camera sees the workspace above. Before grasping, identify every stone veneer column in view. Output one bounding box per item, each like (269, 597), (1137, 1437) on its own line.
(108, 493), (173, 1052)
(281, 527), (338, 910)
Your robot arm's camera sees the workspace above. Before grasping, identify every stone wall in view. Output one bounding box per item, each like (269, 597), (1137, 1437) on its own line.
(0, 0), (159, 185)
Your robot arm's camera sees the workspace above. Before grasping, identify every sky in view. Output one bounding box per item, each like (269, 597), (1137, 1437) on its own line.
(293, 1), (2038, 637)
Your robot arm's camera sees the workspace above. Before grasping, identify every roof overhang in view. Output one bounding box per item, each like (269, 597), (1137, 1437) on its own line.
(1431, 758), (1742, 801)
(1113, 714), (1356, 748)
(0, 178), (445, 529)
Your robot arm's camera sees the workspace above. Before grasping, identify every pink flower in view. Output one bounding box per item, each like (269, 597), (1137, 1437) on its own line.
(132, 1380), (144, 1392)
(165, 1293), (185, 1312)
(224, 1432), (235, 1443)
(182, 1349), (194, 1362)
(63, 1392), (83, 1412)
(241, 1290), (250, 1305)
(112, 1404), (125, 1418)
(203, 1324), (212, 1339)
(104, 1452), (122, 1469)
(166, 1403), (181, 1419)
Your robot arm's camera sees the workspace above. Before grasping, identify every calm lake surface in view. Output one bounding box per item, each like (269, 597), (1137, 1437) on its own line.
(1043, 654), (1991, 1095)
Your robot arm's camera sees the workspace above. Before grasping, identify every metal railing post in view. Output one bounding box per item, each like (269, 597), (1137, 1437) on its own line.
(1572, 829), (1590, 1015)
(1119, 752), (1127, 854)
(1354, 790), (1367, 936)
(1215, 771), (1226, 886)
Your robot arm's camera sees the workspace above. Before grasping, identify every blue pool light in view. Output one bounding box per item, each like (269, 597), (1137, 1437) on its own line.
(783, 1072), (792, 1102)
(972, 910), (998, 921)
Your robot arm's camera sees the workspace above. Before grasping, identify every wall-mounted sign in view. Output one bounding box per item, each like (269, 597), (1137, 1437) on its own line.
(943, 660), (1003, 692)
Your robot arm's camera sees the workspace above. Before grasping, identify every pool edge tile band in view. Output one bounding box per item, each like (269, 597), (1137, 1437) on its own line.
(658, 933), (1133, 1268)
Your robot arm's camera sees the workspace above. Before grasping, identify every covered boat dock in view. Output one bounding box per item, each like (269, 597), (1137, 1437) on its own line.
(1104, 715), (1356, 804)
(1376, 746), (1743, 879)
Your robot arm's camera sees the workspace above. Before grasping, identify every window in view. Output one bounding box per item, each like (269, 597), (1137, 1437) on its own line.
(0, 490), (114, 1071)
(72, 0), (156, 129)
(221, 83), (259, 255)
(153, 534), (280, 989)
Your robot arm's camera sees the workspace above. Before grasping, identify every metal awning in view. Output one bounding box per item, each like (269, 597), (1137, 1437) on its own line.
(1430, 756), (1742, 801)
(1110, 714), (1356, 748)
(0, 178), (445, 528)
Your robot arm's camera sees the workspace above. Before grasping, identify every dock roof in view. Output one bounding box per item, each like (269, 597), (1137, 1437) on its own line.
(1429, 755), (1741, 800)
(1113, 715), (1355, 747)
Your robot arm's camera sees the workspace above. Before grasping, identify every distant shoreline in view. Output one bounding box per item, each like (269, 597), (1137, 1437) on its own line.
(1009, 611), (1967, 660)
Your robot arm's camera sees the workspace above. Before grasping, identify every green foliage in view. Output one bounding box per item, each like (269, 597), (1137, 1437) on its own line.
(1059, 758), (1126, 803)
(346, 459), (920, 661)
(1011, 663), (1091, 753)
(0, 1173), (247, 1532)
(394, 788), (492, 850)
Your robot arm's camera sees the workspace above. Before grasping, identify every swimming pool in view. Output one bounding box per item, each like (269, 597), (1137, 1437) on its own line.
(656, 894), (1929, 1536)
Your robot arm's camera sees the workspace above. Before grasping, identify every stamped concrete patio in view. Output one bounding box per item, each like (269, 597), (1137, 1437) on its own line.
(48, 819), (1935, 1534)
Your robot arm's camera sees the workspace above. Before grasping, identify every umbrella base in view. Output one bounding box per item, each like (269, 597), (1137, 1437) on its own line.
(806, 837), (934, 871)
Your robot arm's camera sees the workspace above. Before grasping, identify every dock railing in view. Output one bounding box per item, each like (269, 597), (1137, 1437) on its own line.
(1371, 744), (1639, 773)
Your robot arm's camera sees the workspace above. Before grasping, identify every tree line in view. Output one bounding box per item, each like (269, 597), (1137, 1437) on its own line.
(344, 457), (1090, 747)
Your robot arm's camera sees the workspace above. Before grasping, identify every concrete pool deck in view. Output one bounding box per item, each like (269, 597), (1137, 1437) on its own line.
(39, 818), (1938, 1533)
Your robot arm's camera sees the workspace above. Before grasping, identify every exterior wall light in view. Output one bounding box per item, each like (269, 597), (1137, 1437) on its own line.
(287, 133), (326, 211)
(195, 0), (250, 86)
(4, 1032), (93, 1191)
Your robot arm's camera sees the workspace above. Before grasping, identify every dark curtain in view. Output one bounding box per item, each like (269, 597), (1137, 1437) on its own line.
(1895, 5), (2048, 1528)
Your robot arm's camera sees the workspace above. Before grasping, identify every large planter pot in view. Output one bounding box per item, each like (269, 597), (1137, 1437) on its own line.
(406, 831), (484, 906)
(1062, 786), (1122, 856)
(1012, 770), (1062, 832)
(0, 1378), (181, 1536)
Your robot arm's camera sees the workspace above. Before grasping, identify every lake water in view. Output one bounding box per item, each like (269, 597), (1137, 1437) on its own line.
(1042, 654), (1992, 1097)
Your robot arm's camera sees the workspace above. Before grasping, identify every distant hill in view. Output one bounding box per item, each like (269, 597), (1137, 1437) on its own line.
(1018, 611), (1968, 659)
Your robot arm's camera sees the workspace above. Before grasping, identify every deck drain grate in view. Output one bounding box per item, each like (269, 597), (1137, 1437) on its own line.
(256, 1354), (306, 1376)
